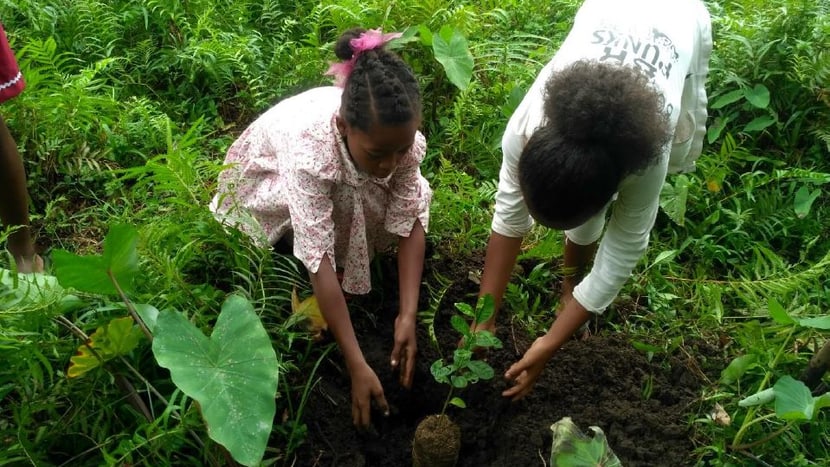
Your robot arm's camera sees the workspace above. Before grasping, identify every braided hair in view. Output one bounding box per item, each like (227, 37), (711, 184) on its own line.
(334, 28), (421, 131)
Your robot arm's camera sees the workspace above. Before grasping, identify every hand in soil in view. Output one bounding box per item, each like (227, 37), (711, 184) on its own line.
(391, 314), (417, 388)
(349, 361), (390, 428)
(502, 335), (556, 401)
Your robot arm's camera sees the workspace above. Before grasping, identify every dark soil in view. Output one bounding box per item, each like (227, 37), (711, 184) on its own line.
(289, 254), (717, 467)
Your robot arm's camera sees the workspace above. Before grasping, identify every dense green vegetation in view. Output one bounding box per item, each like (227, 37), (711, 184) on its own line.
(1, 0), (828, 465)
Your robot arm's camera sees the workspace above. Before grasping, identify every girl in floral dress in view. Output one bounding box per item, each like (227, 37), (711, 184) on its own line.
(211, 28), (431, 428)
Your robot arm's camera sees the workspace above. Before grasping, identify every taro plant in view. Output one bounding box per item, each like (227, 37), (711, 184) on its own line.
(48, 223), (281, 467)
(548, 417), (621, 467)
(430, 294), (503, 414)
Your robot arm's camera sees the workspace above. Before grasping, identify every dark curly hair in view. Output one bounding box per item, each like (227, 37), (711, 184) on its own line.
(335, 28), (421, 131)
(519, 60), (671, 228)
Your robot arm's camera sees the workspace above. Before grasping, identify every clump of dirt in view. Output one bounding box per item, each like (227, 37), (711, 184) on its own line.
(412, 414), (461, 467)
(288, 255), (714, 467)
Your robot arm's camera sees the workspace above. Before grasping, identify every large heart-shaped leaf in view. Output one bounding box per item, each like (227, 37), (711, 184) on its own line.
(432, 26), (473, 91)
(52, 224), (139, 295)
(152, 295), (279, 467)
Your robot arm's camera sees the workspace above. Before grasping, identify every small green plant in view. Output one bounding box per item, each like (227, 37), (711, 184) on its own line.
(430, 294), (502, 414)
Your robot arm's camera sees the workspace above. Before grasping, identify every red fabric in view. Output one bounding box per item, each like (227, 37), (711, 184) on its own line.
(0, 24), (24, 103)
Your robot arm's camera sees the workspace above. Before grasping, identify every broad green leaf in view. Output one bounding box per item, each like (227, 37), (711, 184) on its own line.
(797, 316), (830, 330)
(659, 175), (689, 225)
(53, 224), (139, 295)
(743, 115), (776, 133)
(449, 397), (466, 409)
(68, 316), (144, 378)
(774, 376), (814, 420)
(417, 24), (433, 46)
(767, 298), (795, 325)
(706, 117), (730, 144)
(135, 304), (160, 333)
(450, 314), (470, 337)
(432, 27), (473, 91)
(152, 295), (279, 467)
(720, 354), (758, 385)
(466, 360), (495, 380)
(710, 89), (745, 109)
(550, 417), (621, 467)
(475, 294), (496, 324)
(743, 84), (770, 109)
(430, 360), (452, 384)
(794, 186), (821, 218)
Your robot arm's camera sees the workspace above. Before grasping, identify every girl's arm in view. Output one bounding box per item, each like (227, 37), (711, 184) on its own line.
(310, 253), (389, 426)
(310, 253), (363, 370)
(391, 219), (425, 388)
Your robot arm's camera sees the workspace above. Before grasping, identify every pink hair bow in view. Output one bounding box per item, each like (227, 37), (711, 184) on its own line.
(326, 29), (403, 87)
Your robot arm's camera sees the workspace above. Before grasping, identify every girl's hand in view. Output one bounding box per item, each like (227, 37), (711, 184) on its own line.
(391, 314), (417, 388)
(349, 361), (389, 428)
(502, 334), (557, 401)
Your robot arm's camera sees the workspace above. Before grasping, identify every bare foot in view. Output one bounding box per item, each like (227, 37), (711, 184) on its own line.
(15, 254), (44, 274)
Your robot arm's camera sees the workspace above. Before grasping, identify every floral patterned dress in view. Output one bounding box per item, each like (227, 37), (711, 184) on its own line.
(210, 86), (432, 294)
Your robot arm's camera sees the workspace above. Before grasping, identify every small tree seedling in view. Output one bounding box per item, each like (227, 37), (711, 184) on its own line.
(430, 294), (503, 414)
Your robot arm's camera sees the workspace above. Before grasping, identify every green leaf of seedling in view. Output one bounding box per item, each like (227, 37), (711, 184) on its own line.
(53, 224), (139, 295)
(743, 115), (776, 133)
(152, 295), (279, 467)
(450, 314), (470, 337)
(472, 330), (502, 349)
(466, 360), (495, 380)
(449, 397), (466, 409)
(432, 26), (473, 91)
(720, 354), (758, 385)
(797, 316), (830, 330)
(475, 294), (496, 324)
(454, 302), (475, 317)
(430, 360), (452, 384)
(774, 376), (815, 420)
(711, 89), (745, 109)
(743, 84), (770, 109)
(767, 298), (795, 325)
(453, 349), (472, 368)
(451, 375), (468, 389)
(794, 186), (821, 219)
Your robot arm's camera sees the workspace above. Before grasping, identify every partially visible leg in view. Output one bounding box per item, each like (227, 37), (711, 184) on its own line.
(0, 114), (41, 272)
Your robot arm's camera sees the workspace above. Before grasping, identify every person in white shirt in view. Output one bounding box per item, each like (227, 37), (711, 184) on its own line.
(471, 0), (713, 400)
